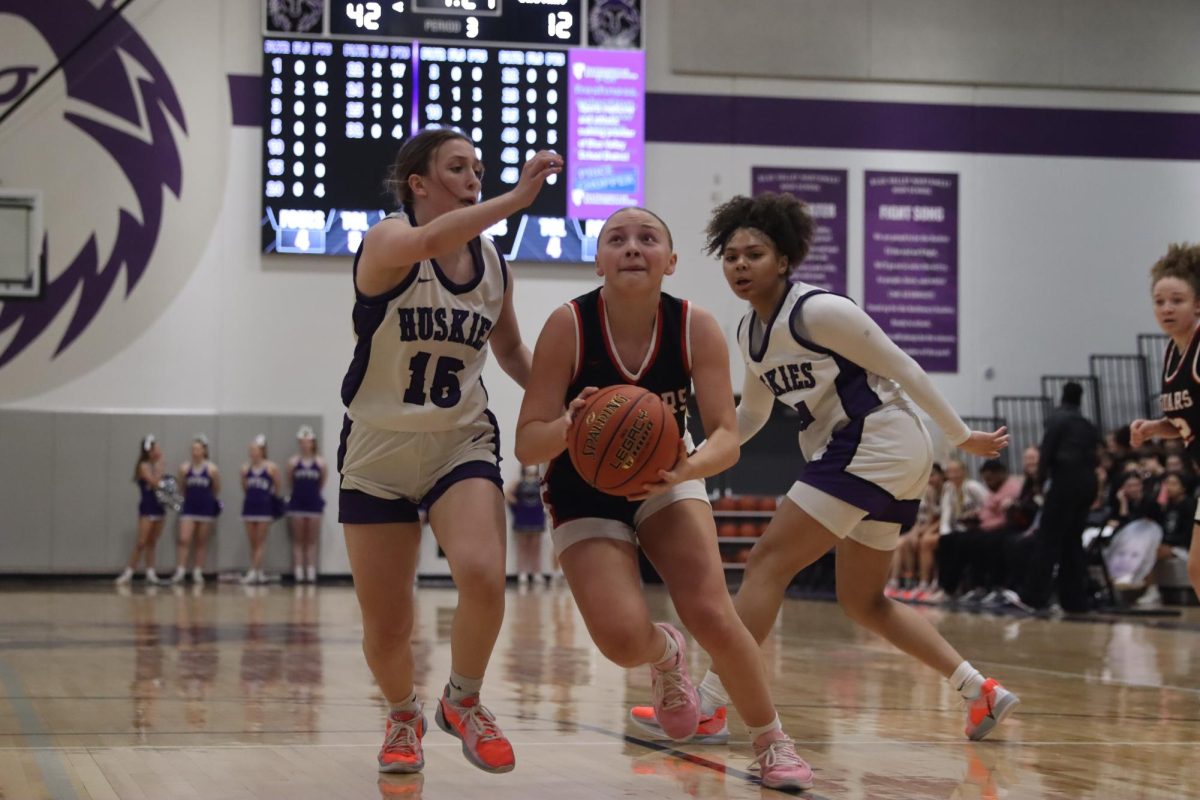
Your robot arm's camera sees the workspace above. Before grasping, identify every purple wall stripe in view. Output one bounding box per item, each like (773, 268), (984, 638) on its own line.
(226, 74), (1200, 160)
(228, 74), (262, 127)
(646, 92), (1200, 161)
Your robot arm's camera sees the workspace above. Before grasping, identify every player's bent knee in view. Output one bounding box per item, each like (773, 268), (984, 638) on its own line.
(592, 627), (648, 668)
(362, 621), (413, 659)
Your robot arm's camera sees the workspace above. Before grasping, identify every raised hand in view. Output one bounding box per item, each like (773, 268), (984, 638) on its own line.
(512, 150), (563, 208)
(957, 426), (1009, 458)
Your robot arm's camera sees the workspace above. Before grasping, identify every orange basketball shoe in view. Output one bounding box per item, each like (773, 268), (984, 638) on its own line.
(377, 704), (426, 774)
(965, 678), (1019, 741)
(435, 690), (516, 773)
(629, 704), (729, 744)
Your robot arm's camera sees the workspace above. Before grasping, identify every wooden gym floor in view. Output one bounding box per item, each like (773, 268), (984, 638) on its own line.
(0, 581), (1196, 799)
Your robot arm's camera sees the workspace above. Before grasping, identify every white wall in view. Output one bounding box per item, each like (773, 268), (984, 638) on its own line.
(2, 1), (1199, 571)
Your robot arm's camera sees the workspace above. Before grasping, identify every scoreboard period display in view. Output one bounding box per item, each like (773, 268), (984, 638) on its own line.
(262, 0), (645, 262)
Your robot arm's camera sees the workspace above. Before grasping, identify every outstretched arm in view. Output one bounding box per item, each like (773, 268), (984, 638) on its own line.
(802, 294), (1006, 456)
(357, 151), (562, 296)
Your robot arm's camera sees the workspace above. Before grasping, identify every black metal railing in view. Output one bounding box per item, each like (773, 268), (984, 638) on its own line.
(1137, 333), (1169, 413)
(992, 396), (1051, 471)
(1089, 354), (1152, 428)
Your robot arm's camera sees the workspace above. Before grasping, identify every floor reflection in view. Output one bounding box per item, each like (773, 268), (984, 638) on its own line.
(0, 582), (1191, 799)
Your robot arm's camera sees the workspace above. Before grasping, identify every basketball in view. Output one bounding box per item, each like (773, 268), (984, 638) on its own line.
(568, 385), (680, 497)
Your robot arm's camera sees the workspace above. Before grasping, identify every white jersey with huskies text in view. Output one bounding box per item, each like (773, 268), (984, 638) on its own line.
(342, 213), (508, 433)
(738, 282), (907, 461)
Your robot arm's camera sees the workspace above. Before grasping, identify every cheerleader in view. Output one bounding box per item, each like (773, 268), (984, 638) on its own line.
(116, 435), (167, 584)
(287, 425), (327, 583)
(170, 436), (221, 584)
(241, 435), (282, 584)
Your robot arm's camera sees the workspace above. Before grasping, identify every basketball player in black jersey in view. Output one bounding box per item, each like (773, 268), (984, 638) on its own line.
(1131, 243), (1200, 599)
(515, 207), (813, 791)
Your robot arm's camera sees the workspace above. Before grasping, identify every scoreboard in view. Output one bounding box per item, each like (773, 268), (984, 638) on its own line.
(261, 0), (645, 262)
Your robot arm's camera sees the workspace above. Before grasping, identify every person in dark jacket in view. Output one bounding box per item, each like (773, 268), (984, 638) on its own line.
(1017, 382), (1103, 612)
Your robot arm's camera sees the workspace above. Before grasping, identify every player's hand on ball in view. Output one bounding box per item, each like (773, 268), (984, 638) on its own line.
(958, 426), (1008, 458)
(564, 386), (599, 434)
(628, 439), (690, 501)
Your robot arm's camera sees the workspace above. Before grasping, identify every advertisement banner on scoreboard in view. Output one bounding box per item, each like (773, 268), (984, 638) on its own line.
(567, 48), (645, 220)
(863, 171), (959, 373)
(751, 167), (848, 294)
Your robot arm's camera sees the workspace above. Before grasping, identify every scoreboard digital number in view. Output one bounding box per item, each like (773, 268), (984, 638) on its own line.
(262, 0), (644, 262)
(334, 0), (582, 46)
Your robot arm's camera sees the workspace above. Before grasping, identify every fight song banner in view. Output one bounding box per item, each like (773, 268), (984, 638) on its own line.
(751, 167), (847, 294)
(863, 171), (959, 373)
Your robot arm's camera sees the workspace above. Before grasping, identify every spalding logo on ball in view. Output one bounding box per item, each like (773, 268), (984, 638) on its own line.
(568, 385), (680, 497)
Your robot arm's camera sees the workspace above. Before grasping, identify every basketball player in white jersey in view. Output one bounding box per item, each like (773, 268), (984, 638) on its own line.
(339, 128), (560, 777)
(631, 192), (1019, 743)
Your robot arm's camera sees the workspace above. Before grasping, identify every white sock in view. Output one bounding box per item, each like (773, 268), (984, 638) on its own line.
(949, 660), (985, 700)
(306, 566), (317, 581)
(447, 670), (483, 703)
(389, 691), (420, 717)
(698, 671), (730, 714)
(653, 625), (679, 669)
(747, 714), (783, 742)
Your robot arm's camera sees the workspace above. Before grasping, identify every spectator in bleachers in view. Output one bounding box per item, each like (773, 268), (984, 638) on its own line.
(885, 463), (944, 600)
(952, 460), (1024, 603)
(1108, 472), (1161, 529)
(979, 460), (1023, 531)
(990, 449), (1045, 608)
(1096, 470), (1165, 601)
(1105, 425), (1132, 467)
(1086, 466), (1113, 529)
(930, 460), (988, 601)
(1138, 471), (1196, 606)
(1137, 449), (1167, 505)
(1016, 382), (1103, 614)
(1164, 451), (1192, 481)
(1159, 472), (1197, 551)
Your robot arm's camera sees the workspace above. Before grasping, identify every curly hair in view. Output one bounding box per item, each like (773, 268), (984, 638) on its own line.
(704, 192), (815, 267)
(384, 128), (473, 207)
(1150, 242), (1200, 296)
